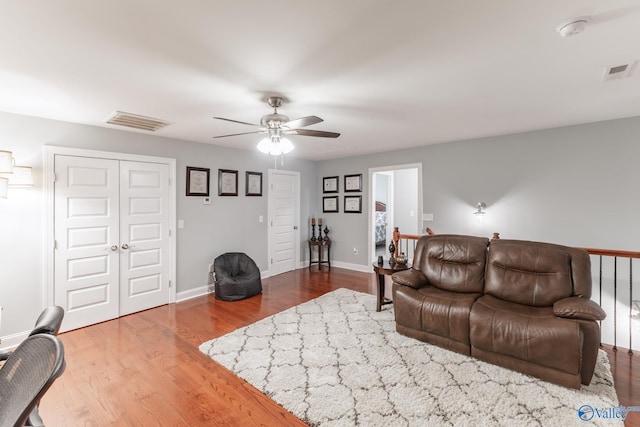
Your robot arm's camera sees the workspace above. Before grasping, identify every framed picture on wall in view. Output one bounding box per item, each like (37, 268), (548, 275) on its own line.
(323, 196), (339, 213)
(344, 195), (362, 213)
(186, 166), (210, 196)
(344, 174), (362, 192)
(218, 169), (238, 196)
(323, 176), (339, 193)
(245, 171), (262, 196)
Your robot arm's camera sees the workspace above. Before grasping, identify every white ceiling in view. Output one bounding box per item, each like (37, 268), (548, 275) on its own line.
(1, 1), (639, 160)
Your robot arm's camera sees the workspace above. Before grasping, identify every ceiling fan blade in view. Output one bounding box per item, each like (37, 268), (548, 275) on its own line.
(290, 129), (340, 138)
(212, 117), (261, 127)
(284, 115), (323, 128)
(212, 131), (263, 139)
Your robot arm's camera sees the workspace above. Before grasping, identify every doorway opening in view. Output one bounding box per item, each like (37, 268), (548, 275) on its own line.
(368, 163), (422, 264)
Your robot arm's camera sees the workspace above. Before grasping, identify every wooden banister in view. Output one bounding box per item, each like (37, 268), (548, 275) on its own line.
(583, 248), (640, 259)
(392, 226), (431, 259)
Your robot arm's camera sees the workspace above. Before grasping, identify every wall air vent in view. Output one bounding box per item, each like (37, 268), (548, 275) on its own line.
(105, 111), (172, 131)
(602, 61), (637, 82)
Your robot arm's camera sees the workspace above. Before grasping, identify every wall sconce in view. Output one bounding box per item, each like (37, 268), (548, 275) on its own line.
(473, 202), (487, 223)
(0, 150), (34, 197)
(0, 177), (7, 198)
(6, 166), (34, 187)
(0, 150), (13, 173)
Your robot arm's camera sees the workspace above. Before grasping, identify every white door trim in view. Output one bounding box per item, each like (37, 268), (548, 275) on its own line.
(367, 163), (423, 264)
(267, 169), (301, 276)
(44, 146), (177, 307)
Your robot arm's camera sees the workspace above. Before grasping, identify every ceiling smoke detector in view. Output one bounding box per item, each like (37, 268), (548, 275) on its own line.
(556, 17), (589, 37)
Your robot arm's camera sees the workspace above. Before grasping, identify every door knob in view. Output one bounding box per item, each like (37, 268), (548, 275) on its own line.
(293, 226), (298, 230)
(121, 243), (129, 250)
(111, 245), (118, 251)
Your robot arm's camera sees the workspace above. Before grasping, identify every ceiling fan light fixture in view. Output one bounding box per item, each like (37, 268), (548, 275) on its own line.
(257, 136), (295, 156)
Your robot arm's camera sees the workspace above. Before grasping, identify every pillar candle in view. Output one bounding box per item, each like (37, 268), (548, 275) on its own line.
(311, 217), (315, 225)
(318, 217), (323, 225)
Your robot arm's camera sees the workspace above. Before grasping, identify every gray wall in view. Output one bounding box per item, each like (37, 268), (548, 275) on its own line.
(0, 111), (316, 339)
(316, 116), (640, 350)
(317, 116), (640, 265)
(3, 110), (640, 347)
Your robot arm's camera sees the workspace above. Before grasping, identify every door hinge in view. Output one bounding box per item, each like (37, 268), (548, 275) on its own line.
(52, 173), (57, 183)
(168, 280), (172, 288)
(169, 229), (172, 237)
(271, 258), (273, 264)
(54, 240), (57, 250)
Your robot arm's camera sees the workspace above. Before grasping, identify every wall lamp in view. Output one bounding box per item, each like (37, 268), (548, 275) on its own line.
(0, 150), (34, 198)
(473, 202), (487, 223)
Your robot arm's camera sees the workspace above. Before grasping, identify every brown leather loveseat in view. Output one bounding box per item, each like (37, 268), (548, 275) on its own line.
(392, 234), (606, 389)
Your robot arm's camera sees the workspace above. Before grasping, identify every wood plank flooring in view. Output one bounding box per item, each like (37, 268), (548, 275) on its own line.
(39, 268), (639, 426)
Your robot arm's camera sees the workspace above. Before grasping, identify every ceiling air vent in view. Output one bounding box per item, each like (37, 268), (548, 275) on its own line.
(602, 61), (637, 82)
(105, 111), (171, 131)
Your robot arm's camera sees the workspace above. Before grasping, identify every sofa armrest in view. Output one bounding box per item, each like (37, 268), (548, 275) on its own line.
(553, 297), (606, 321)
(392, 269), (429, 289)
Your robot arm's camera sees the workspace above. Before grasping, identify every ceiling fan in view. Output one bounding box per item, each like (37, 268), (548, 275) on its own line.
(212, 96), (340, 155)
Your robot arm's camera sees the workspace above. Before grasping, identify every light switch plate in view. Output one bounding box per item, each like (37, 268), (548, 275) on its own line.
(203, 197), (211, 205)
(423, 213), (434, 221)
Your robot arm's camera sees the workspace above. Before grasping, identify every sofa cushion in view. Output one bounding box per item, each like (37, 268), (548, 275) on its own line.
(394, 284), (482, 346)
(470, 295), (581, 375)
(485, 240), (574, 306)
(415, 235), (489, 293)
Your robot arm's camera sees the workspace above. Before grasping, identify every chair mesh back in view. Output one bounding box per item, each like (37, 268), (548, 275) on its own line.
(0, 334), (65, 426)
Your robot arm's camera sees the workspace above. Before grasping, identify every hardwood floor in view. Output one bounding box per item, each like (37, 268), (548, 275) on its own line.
(39, 268), (639, 426)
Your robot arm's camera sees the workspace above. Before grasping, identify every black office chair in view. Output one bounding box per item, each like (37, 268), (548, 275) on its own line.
(0, 333), (66, 427)
(0, 306), (65, 362)
(213, 252), (262, 301)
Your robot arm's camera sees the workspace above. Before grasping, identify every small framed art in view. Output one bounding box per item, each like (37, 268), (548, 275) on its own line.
(323, 176), (339, 193)
(344, 174), (362, 192)
(323, 196), (339, 213)
(245, 171), (262, 196)
(186, 166), (210, 196)
(218, 169), (238, 196)
(344, 195), (362, 213)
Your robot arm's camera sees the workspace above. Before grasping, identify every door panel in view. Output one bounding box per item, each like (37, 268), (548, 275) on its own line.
(269, 171), (299, 276)
(119, 161), (170, 315)
(54, 156), (120, 331)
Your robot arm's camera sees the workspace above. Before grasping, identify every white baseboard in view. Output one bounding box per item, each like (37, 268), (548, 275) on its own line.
(176, 285), (213, 303)
(0, 330), (29, 351)
(330, 261), (372, 273)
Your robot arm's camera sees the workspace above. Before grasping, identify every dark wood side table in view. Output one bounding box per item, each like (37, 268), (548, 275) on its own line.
(372, 261), (410, 312)
(309, 239), (331, 270)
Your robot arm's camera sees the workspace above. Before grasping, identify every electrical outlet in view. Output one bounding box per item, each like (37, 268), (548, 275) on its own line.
(353, 247), (358, 255)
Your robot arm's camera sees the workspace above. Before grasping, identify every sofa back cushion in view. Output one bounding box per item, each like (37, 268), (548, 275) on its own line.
(485, 240), (590, 306)
(414, 235), (489, 293)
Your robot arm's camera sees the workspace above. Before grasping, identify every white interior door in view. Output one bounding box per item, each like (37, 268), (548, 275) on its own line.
(269, 170), (300, 276)
(54, 155), (120, 331)
(119, 161), (170, 315)
(54, 155), (172, 331)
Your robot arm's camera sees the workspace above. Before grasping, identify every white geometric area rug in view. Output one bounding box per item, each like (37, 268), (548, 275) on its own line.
(199, 288), (621, 426)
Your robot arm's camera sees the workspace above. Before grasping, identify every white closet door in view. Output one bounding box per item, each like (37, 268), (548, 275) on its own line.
(54, 156), (120, 331)
(54, 156), (171, 331)
(119, 161), (170, 315)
